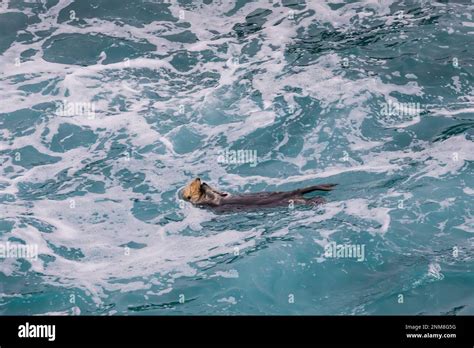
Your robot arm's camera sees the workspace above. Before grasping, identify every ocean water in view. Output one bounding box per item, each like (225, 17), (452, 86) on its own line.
(0, 0), (473, 316)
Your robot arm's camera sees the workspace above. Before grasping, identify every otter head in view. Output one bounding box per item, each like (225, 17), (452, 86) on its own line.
(182, 177), (204, 204)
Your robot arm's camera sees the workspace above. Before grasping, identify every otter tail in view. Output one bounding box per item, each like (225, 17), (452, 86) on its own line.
(298, 183), (337, 194)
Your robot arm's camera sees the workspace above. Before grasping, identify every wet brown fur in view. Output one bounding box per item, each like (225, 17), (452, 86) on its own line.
(181, 178), (336, 212)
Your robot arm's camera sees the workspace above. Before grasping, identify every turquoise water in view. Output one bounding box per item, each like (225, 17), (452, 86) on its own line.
(0, 0), (473, 315)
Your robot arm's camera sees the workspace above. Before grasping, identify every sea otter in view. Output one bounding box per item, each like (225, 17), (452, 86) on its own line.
(181, 178), (336, 212)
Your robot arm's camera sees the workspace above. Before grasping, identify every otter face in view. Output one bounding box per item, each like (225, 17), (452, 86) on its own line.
(182, 178), (203, 204)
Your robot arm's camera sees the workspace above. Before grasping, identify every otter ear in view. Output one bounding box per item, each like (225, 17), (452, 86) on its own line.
(195, 178), (202, 189)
